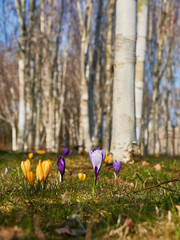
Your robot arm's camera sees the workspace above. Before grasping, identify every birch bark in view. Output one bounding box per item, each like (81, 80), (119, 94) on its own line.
(35, 0), (45, 151)
(76, 0), (92, 152)
(26, 0), (36, 151)
(15, 0), (26, 150)
(110, 0), (137, 162)
(135, 0), (148, 147)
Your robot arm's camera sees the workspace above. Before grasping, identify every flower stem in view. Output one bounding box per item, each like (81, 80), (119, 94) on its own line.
(59, 174), (62, 183)
(92, 179), (95, 196)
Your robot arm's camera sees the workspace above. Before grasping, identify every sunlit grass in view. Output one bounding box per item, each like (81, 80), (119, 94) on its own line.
(0, 151), (179, 239)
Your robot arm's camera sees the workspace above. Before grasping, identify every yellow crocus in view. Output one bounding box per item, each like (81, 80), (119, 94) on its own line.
(42, 160), (52, 181)
(36, 160), (44, 183)
(37, 150), (46, 155)
(104, 152), (109, 164)
(78, 173), (86, 181)
(28, 152), (33, 160)
(82, 174), (86, 181)
(78, 173), (83, 180)
(21, 159), (31, 180)
(27, 171), (34, 187)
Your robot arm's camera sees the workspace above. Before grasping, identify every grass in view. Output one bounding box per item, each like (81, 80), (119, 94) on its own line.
(0, 151), (180, 239)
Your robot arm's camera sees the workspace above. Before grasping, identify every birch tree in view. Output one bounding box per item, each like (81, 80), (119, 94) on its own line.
(35, 0), (45, 151)
(76, 0), (92, 152)
(147, 0), (178, 154)
(0, 63), (18, 151)
(26, 0), (36, 150)
(102, 0), (116, 151)
(110, 0), (137, 162)
(15, 0), (27, 150)
(135, 0), (148, 147)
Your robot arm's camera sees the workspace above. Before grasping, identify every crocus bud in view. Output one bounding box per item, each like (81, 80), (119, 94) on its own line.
(78, 173), (83, 180)
(62, 148), (69, 156)
(27, 171), (34, 187)
(42, 160), (52, 181)
(21, 159), (31, 179)
(36, 160), (44, 183)
(113, 161), (121, 176)
(28, 152), (33, 160)
(78, 173), (86, 181)
(104, 152), (109, 164)
(5, 168), (8, 175)
(89, 148), (105, 185)
(68, 150), (73, 156)
(57, 156), (65, 183)
(82, 174), (86, 181)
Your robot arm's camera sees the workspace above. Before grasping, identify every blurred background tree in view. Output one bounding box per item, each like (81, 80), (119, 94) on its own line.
(0, 0), (179, 158)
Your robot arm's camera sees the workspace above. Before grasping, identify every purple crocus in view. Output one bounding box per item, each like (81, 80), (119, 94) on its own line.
(62, 148), (69, 156)
(89, 148), (105, 185)
(57, 156), (65, 183)
(113, 161), (122, 176)
(5, 168), (8, 175)
(68, 150), (73, 156)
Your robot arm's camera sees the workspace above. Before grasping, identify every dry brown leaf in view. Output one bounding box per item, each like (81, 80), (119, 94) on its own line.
(0, 226), (23, 240)
(109, 218), (135, 237)
(175, 205), (180, 217)
(154, 164), (161, 171)
(113, 178), (123, 184)
(142, 161), (149, 166)
(55, 225), (85, 236)
(61, 191), (70, 205)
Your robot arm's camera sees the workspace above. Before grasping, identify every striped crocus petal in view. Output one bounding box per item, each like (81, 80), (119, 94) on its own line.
(89, 148), (105, 185)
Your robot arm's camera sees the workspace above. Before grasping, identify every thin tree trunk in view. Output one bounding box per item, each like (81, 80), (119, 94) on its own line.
(15, 0), (26, 151)
(76, 0), (92, 152)
(102, 0), (116, 152)
(110, 0), (137, 162)
(35, 0), (44, 151)
(135, 0), (148, 147)
(11, 123), (17, 151)
(27, 0), (36, 151)
(88, 0), (103, 138)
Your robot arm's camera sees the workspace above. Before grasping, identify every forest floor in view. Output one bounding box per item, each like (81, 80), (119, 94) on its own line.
(0, 151), (180, 240)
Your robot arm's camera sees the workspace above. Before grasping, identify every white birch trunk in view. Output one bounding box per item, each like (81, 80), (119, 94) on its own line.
(12, 123), (17, 151)
(110, 0), (137, 162)
(15, 0), (26, 151)
(17, 58), (26, 150)
(35, 0), (45, 151)
(76, 0), (92, 152)
(135, 0), (148, 146)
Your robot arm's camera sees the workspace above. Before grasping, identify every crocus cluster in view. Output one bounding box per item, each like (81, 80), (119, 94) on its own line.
(21, 159), (34, 187)
(20, 147), (122, 189)
(62, 148), (73, 156)
(36, 160), (52, 183)
(21, 158), (52, 187)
